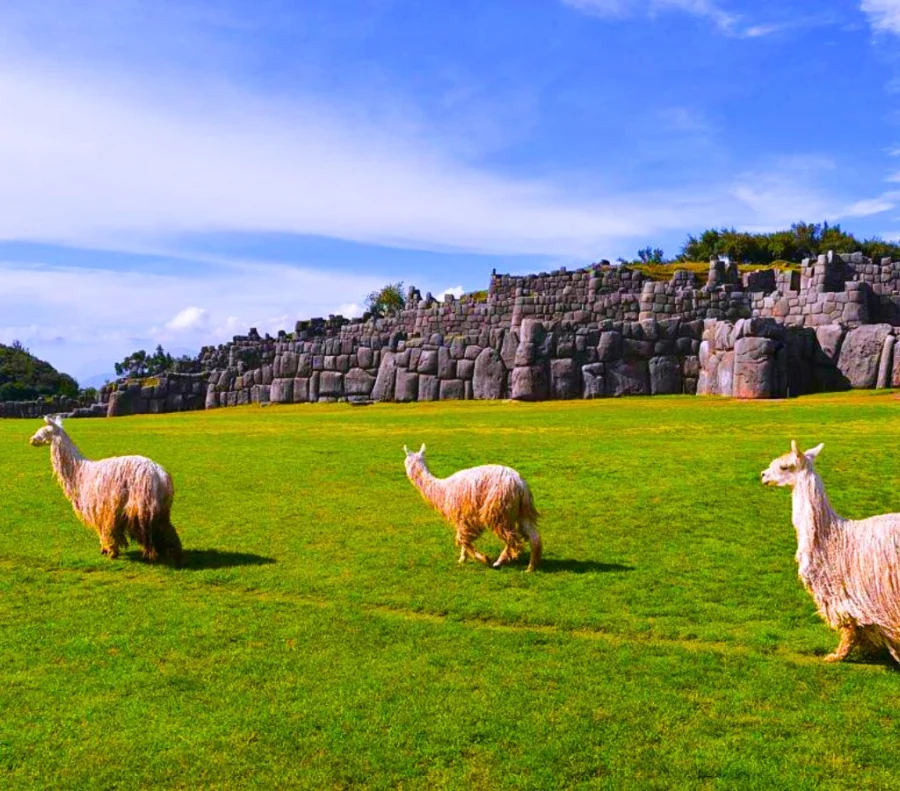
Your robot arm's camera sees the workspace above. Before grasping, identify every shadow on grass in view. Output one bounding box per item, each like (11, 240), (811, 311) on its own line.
(537, 558), (635, 574)
(124, 548), (276, 570)
(808, 646), (898, 669)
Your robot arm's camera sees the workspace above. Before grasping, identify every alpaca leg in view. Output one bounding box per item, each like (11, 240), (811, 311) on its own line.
(824, 626), (860, 662)
(151, 516), (183, 566)
(492, 545), (513, 568)
(463, 544), (491, 566)
(458, 545), (468, 564)
(523, 523), (542, 572)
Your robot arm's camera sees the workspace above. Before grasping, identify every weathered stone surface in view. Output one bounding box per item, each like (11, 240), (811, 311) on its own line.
(649, 355), (682, 395)
(319, 371), (344, 397)
(439, 379), (465, 400)
(345, 368), (376, 397)
(356, 347), (374, 369)
(437, 347), (456, 380)
(837, 324), (892, 388)
(877, 335), (896, 389)
(550, 358), (581, 399)
(456, 359), (475, 380)
(371, 351), (397, 402)
(597, 331), (622, 362)
(473, 348), (507, 400)
(582, 363), (605, 399)
(815, 324), (844, 364)
(605, 359), (649, 397)
(510, 365), (549, 401)
(270, 377), (294, 403)
(733, 338), (777, 399)
(293, 377), (311, 402)
(418, 374), (440, 401)
(717, 351), (735, 397)
(395, 370), (419, 402)
(417, 349), (439, 376)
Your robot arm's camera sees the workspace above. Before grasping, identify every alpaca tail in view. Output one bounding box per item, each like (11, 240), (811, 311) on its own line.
(520, 482), (542, 572)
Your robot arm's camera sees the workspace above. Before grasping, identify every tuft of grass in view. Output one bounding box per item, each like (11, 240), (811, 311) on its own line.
(3, 393), (900, 788)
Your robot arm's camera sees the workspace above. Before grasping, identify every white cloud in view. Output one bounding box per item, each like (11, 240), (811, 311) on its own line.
(0, 259), (387, 379)
(336, 303), (364, 318)
(843, 196), (896, 216)
(437, 286), (466, 301)
(561, 0), (738, 33)
(165, 306), (209, 332)
(861, 0), (900, 34)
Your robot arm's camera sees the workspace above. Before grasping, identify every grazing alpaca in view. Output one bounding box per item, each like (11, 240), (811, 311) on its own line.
(403, 444), (542, 571)
(29, 416), (182, 564)
(761, 441), (900, 663)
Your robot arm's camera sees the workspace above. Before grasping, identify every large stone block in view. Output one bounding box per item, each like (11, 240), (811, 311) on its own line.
(597, 331), (622, 362)
(345, 368), (376, 397)
(437, 347), (456, 380)
(582, 363), (605, 399)
(456, 359), (475, 380)
(473, 348), (507, 400)
(270, 378), (294, 403)
(418, 374), (440, 401)
(605, 359), (649, 397)
(649, 355), (682, 395)
(293, 377), (311, 402)
(395, 370), (419, 402)
(417, 349), (439, 375)
(550, 358), (581, 399)
(732, 338), (777, 399)
(510, 365), (549, 401)
(837, 324), (892, 388)
(357, 346), (374, 370)
(372, 351), (398, 402)
(439, 379), (466, 400)
(319, 371), (344, 397)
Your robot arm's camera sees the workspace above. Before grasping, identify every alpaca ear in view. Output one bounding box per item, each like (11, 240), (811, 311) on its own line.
(419, 443), (426, 455)
(805, 443), (824, 460)
(790, 439), (806, 467)
(403, 445), (410, 456)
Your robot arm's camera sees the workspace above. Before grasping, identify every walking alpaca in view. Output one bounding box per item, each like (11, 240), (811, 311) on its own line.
(761, 441), (900, 663)
(403, 444), (542, 571)
(29, 416), (182, 564)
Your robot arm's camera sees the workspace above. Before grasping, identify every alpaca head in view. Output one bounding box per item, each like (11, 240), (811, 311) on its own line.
(761, 440), (824, 487)
(29, 415), (65, 447)
(403, 443), (427, 477)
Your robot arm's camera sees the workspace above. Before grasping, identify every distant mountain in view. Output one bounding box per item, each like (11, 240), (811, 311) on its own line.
(80, 371), (117, 390)
(0, 342), (80, 401)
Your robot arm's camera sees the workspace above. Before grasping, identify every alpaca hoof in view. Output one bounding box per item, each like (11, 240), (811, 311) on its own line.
(823, 653), (844, 663)
(100, 548), (109, 556)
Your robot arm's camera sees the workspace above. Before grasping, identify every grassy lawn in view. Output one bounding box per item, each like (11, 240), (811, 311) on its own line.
(3, 393), (900, 789)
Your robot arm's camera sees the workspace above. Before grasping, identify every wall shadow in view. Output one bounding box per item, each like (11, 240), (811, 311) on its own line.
(537, 558), (635, 575)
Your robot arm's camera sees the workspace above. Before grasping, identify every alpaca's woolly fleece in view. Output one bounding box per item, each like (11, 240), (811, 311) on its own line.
(762, 441), (900, 662)
(404, 444), (542, 571)
(30, 417), (182, 563)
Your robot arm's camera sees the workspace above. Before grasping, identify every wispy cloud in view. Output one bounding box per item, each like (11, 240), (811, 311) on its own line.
(560, 0), (738, 33)
(861, 0), (900, 35)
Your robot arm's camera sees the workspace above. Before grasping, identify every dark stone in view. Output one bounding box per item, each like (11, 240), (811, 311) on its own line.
(372, 351), (397, 401)
(395, 370), (419, 402)
(510, 365), (550, 401)
(418, 374), (440, 401)
(319, 371), (344, 397)
(649, 356), (682, 395)
(550, 358), (581, 399)
(456, 359), (475, 380)
(439, 379), (465, 400)
(437, 347), (456, 380)
(582, 363), (605, 399)
(605, 359), (649, 397)
(837, 324), (892, 388)
(345, 368), (376, 397)
(597, 331), (622, 362)
(270, 378), (294, 403)
(473, 348), (507, 399)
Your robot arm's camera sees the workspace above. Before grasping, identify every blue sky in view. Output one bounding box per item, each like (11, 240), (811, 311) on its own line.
(3, 0), (900, 382)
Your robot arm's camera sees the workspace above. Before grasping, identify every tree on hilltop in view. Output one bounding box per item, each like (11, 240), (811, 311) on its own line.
(365, 282), (406, 317)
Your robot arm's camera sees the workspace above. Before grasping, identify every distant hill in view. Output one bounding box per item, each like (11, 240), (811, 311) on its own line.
(0, 342), (79, 401)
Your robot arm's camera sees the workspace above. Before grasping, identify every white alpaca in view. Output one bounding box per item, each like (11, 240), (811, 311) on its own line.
(761, 440), (900, 663)
(403, 444), (542, 571)
(29, 416), (182, 563)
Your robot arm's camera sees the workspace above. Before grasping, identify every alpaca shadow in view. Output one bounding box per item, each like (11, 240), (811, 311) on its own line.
(124, 548), (276, 570)
(536, 559), (635, 575)
(808, 647), (898, 669)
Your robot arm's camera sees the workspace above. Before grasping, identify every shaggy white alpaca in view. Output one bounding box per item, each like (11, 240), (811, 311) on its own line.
(29, 416), (182, 563)
(762, 440), (900, 663)
(403, 444), (542, 571)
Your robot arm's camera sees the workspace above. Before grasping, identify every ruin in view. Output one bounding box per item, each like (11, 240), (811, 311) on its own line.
(94, 251), (900, 416)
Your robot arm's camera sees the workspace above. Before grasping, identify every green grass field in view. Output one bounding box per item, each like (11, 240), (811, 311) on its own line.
(3, 394), (900, 789)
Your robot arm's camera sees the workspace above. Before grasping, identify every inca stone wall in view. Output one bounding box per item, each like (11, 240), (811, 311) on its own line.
(89, 250), (900, 416)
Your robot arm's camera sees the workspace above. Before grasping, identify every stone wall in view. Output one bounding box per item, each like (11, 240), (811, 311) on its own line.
(0, 396), (105, 419)
(84, 249), (900, 416)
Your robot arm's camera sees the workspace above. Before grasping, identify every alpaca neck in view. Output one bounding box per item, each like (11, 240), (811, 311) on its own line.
(50, 432), (86, 505)
(408, 460), (446, 512)
(791, 466), (840, 580)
